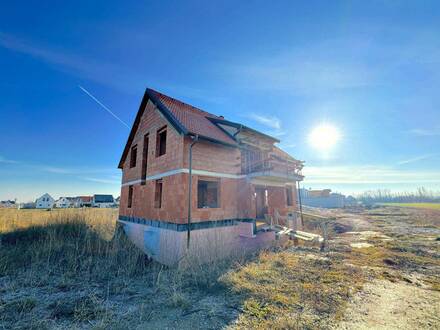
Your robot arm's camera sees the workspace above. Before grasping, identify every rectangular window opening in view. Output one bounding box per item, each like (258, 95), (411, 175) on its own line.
(198, 179), (220, 208)
(141, 134), (149, 184)
(128, 185), (133, 208)
(154, 179), (163, 208)
(286, 186), (293, 206)
(130, 145), (137, 168)
(156, 126), (167, 157)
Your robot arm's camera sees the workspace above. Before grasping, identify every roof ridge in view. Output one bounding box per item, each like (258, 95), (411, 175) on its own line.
(146, 88), (220, 119)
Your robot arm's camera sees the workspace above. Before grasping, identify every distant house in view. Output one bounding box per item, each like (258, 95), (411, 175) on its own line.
(299, 188), (355, 208)
(55, 197), (75, 208)
(93, 195), (114, 208)
(0, 200), (16, 208)
(74, 196), (93, 207)
(35, 193), (55, 209)
(305, 189), (332, 198)
(115, 196), (120, 206)
(18, 202), (36, 209)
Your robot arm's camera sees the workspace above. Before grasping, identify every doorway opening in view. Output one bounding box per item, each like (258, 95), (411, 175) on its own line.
(255, 186), (268, 220)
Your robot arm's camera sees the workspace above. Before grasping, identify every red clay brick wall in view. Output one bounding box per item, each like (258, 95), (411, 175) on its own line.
(266, 185), (297, 217)
(237, 179), (256, 219)
(188, 176), (240, 222)
(183, 138), (241, 174)
(121, 100), (184, 184)
(181, 139), (244, 221)
(120, 173), (187, 223)
(120, 178), (298, 223)
(120, 173), (243, 223)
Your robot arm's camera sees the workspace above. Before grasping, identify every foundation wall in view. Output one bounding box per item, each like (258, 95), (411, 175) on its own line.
(119, 220), (276, 266)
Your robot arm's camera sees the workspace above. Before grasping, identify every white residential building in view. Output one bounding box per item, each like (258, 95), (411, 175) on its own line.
(35, 193), (55, 209)
(18, 202), (36, 209)
(55, 197), (74, 208)
(92, 195), (114, 208)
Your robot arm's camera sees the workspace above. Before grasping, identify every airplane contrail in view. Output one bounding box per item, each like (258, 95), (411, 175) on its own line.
(78, 85), (130, 129)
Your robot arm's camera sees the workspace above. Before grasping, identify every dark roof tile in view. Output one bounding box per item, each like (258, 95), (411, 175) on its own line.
(147, 89), (236, 145)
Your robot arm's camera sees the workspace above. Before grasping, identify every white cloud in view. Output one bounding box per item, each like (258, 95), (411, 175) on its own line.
(408, 128), (440, 136)
(0, 32), (220, 105)
(234, 60), (373, 94)
(247, 113), (281, 130)
(220, 38), (378, 94)
(34, 164), (117, 175)
(0, 31), (145, 93)
(80, 177), (120, 185)
(218, 31), (440, 95)
(302, 165), (440, 184)
(40, 166), (74, 174)
(0, 157), (120, 181)
(0, 156), (19, 164)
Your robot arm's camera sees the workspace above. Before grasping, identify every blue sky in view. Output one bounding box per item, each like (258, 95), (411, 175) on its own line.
(1, 1), (439, 201)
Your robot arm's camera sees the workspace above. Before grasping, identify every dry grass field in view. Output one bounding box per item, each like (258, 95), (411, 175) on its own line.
(381, 202), (440, 210)
(1, 206), (439, 329)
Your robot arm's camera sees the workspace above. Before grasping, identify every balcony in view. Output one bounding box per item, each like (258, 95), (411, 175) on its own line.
(243, 156), (304, 183)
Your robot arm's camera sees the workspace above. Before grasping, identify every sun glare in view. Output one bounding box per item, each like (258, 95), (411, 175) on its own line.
(308, 123), (341, 152)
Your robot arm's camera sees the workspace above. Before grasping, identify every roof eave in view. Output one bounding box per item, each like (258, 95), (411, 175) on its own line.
(208, 117), (280, 143)
(188, 133), (237, 148)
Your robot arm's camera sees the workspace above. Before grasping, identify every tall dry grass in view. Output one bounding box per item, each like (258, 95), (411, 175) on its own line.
(0, 208), (240, 328)
(0, 209), (151, 282)
(0, 208), (116, 239)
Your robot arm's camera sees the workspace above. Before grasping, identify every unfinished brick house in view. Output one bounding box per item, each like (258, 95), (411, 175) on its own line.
(118, 88), (304, 265)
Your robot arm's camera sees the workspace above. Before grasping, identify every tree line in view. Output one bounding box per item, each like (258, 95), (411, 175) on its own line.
(357, 187), (440, 204)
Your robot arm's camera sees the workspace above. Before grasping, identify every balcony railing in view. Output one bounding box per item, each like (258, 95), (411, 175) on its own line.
(243, 156), (303, 179)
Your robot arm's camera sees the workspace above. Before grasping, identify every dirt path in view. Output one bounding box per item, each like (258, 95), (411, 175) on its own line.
(320, 206), (440, 329)
(336, 279), (440, 329)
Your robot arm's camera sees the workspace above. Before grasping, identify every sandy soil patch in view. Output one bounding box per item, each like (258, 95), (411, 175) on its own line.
(350, 242), (373, 248)
(345, 231), (391, 240)
(336, 279), (440, 329)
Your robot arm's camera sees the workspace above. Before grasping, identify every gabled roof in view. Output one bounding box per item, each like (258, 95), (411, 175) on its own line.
(37, 193), (53, 200)
(118, 88), (280, 168)
(78, 196), (92, 203)
(148, 89), (237, 145)
(93, 195), (114, 203)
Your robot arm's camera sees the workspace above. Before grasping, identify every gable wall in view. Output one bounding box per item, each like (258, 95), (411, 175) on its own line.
(121, 99), (184, 184)
(182, 137), (241, 175)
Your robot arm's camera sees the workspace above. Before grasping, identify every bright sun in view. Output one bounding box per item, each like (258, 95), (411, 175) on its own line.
(308, 124), (341, 152)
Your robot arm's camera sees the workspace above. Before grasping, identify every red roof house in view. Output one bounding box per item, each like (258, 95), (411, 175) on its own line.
(118, 88), (304, 265)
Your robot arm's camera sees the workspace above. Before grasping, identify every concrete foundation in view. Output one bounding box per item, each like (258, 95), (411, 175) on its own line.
(119, 219), (276, 266)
